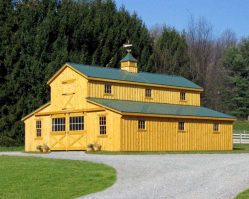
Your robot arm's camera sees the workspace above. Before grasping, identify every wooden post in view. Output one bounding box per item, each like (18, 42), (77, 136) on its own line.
(240, 132), (242, 144)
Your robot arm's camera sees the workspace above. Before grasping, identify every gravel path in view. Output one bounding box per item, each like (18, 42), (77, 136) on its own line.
(1, 152), (249, 199)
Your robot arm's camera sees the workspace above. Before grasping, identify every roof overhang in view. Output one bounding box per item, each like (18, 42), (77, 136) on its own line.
(87, 99), (236, 122)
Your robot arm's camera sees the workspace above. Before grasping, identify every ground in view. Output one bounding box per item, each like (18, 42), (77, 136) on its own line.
(0, 155), (116, 199)
(1, 152), (249, 199)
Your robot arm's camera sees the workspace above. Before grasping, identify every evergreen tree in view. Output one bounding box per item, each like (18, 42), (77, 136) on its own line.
(152, 27), (190, 77)
(0, 0), (154, 146)
(221, 39), (249, 118)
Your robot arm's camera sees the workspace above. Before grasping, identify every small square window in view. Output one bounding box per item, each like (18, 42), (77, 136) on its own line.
(180, 92), (186, 101)
(213, 123), (219, 132)
(138, 120), (146, 130)
(145, 88), (152, 98)
(104, 84), (112, 94)
(178, 121), (185, 131)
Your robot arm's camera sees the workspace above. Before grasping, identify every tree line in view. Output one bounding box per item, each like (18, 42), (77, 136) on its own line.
(0, 0), (248, 146)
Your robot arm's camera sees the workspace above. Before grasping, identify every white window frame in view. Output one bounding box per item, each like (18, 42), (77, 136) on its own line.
(178, 121), (185, 131)
(52, 118), (66, 132)
(36, 120), (42, 137)
(138, 120), (146, 130)
(69, 116), (84, 131)
(99, 116), (107, 134)
(104, 84), (112, 94)
(180, 92), (186, 101)
(213, 123), (220, 132)
(145, 88), (152, 98)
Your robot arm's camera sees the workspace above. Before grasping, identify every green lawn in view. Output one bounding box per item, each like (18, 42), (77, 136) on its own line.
(235, 189), (249, 199)
(234, 120), (249, 131)
(0, 146), (24, 151)
(0, 156), (116, 199)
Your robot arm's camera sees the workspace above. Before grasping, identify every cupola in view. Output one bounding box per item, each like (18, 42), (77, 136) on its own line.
(120, 52), (138, 73)
(120, 42), (138, 73)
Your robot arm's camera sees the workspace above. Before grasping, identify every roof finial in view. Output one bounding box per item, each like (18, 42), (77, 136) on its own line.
(123, 40), (132, 53)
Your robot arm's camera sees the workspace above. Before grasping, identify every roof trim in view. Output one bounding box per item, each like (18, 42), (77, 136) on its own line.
(121, 112), (236, 121)
(87, 76), (203, 92)
(86, 98), (236, 122)
(22, 102), (51, 121)
(47, 63), (88, 85)
(87, 99), (122, 114)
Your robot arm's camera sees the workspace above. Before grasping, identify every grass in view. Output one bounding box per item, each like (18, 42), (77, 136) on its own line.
(234, 120), (249, 131)
(86, 144), (249, 155)
(0, 156), (116, 199)
(235, 189), (249, 199)
(0, 146), (24, 152)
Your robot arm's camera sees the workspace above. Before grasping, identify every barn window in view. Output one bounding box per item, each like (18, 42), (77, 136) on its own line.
(138, 120), (146, 130)
(70, 116), (84, 131)
(178, 121), (185, 131)
(99, 116), (106, 134)
(52, 118), (65, 131)
(104, 84), (112, 94)
(213, 123), (219, 132)
(180, 92), (186, 101)
(36, 120), (42, 137)
(145, 88), (152, 98)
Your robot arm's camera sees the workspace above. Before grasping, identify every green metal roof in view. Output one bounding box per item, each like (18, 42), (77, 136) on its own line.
(121, 53), (137, 62)
(67, 62), (202, 90)
(87, 98), (235, 119)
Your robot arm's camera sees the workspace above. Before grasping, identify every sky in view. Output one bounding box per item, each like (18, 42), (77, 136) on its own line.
(115, 0), (249, 39)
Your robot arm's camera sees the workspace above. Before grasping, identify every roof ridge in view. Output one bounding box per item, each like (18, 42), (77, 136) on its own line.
(67, 62), (191, 79)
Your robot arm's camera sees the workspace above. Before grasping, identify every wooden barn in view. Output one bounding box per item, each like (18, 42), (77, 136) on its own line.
(22, 53), (236, 152)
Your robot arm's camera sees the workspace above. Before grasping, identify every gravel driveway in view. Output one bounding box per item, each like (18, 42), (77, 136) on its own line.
(1, 152), (249, 199)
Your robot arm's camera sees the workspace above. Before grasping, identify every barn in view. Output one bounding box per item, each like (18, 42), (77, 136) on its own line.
(22, 53), (235, 151)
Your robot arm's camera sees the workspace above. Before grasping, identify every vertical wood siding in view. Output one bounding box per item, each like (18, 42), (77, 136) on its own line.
(88, 80), (201, 106)
(120, 116), (233, 151)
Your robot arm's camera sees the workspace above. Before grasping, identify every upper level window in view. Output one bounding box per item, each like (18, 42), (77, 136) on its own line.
(180, 92), (186, 101)
(138, 120), (146, 130)
(213, 123), (219, 132)
(145, 88), (152, 98)
(99, 116), (106, 134)
(36, 120), (42, 137)
(52, 118), (65, 132)
(70, 116), (84, 131)
(104, 84), (112, 94)
(178, 121), (185, 131)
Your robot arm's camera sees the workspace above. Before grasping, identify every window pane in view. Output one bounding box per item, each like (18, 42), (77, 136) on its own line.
(52, 117), (65, 132)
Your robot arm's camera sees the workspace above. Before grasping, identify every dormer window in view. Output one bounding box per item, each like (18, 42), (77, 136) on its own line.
(104, 84), (112, 94)
(180, 92), (186, 101)
(145, 88), (152, 98)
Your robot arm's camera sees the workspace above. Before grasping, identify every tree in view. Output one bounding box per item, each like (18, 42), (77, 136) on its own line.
(0, 0), (154, 146)
(151, 26), (190, 77)
(221, 39), (249, 118)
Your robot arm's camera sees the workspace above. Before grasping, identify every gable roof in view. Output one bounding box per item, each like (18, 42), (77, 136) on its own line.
(66, 62), (203, 91)
(87, 98), (235, 121)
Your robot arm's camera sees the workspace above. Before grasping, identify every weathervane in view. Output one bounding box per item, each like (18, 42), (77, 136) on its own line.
(123, 40), (132, 53)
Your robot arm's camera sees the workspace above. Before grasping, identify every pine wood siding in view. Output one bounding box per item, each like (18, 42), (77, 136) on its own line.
(88, 80), (201, 106)
(50, 67), (88, 111)
(120, 116), (233, 151)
